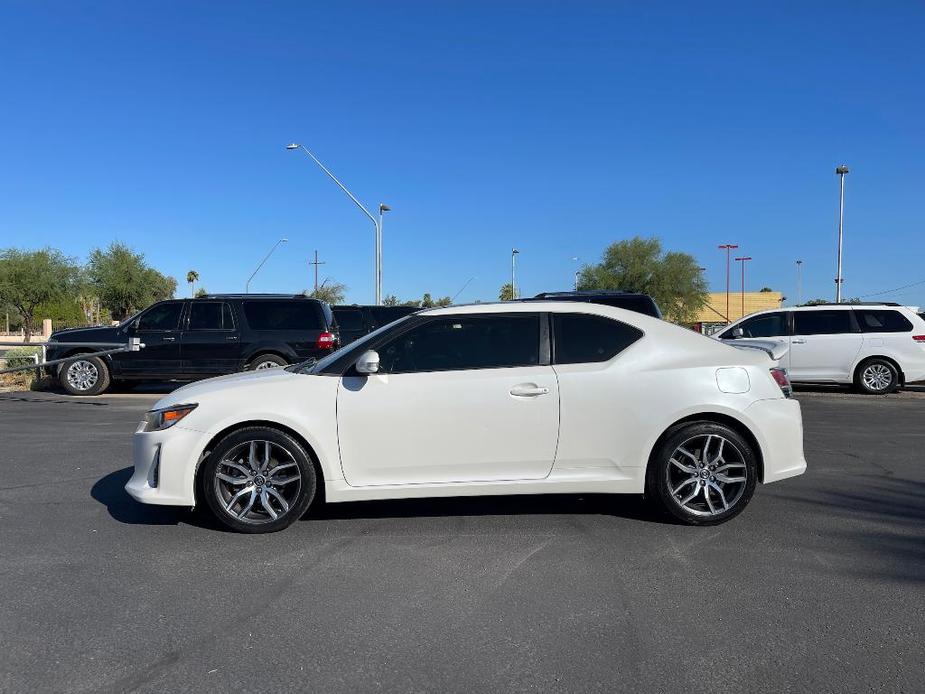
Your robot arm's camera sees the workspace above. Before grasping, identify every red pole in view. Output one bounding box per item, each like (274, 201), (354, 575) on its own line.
(718, 244), (739, 323)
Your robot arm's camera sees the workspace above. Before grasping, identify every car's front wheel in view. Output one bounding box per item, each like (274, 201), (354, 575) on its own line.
(202, 427), (316, 533)
(59, 355), (111, 396)
(646, 422), (758, 525)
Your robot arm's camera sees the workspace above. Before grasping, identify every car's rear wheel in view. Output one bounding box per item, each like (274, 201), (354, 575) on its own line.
(202, 427), (316, 533)
(247, 354), (288, 371)
(59, 355), (111, 396)
(855, 358), (899, 395)
(646, 422), (758, 525)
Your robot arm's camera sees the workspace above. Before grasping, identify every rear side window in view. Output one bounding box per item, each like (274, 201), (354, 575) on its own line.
(378, 315), (540, 373)
(793, 310), (855, 335)
(553, 313), (643, 364)
(137, 303), (182, 331)
(333, 309), (365, 331)
(188, 302), (234, 330)
(855, 309), (913, 333)
(731, 312), (788, 338)
(243, 301), (321, 331)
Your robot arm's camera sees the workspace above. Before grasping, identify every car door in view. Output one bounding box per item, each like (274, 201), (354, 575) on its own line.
(790, 309), (862, 381)
(182, 301), (241, 375)
(719, 311), (791, 370)
(118, 301), (185, 376)
(335, 313), (559, 486)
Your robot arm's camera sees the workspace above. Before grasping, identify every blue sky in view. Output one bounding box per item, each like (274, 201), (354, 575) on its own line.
(1, 1), (923, 307)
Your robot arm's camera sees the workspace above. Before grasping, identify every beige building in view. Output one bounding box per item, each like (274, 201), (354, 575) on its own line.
(692, 291), (783, 335)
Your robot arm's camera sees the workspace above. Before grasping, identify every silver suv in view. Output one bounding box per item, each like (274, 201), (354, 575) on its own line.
(718, 303), (925, 394)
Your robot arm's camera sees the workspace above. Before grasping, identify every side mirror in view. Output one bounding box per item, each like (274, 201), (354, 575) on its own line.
(731, 327), (744, 338)
(355, 350), (380, 375)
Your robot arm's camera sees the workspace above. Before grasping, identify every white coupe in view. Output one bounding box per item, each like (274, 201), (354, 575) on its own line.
(127, 302), (806, 533)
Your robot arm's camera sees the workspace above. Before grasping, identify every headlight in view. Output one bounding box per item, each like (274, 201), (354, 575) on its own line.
(143, 404), (198, 432)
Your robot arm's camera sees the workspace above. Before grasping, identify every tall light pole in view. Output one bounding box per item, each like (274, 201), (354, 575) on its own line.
(286, 143), (389, 305)
(735, 256), (752, 319)
(572, 256), (580, 290)
(246, 238), (288, 293)
(718, 244), (739, 323)
(795, 259), (803, 306)
(835, 164), (849, 303)
(511, 249), (520, 300)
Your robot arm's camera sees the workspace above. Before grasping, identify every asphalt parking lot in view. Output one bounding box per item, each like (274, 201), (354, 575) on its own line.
(1, 387), (923, 693)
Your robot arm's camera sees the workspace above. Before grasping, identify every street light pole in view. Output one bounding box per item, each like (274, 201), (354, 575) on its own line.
(572, 256), (580, 290)
(718, 244), (739, 323)
(286, 143), (389, 305)
(735, 256), (752, 318)
(246, 238), (288, 293)
(835, 165), (849, 303)
(795, 259), (803, 306)
(511, 249), (520, 300)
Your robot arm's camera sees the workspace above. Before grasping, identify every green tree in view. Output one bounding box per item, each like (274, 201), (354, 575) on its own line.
(498, 283), (515, 301)
(186, 270), (199, 297)
(435, 296), (453, 307)
(578, 236), (707, 324)
(0, 248), (79, 341)
(759, 287), (773, 292)
(194, 287), (208, 298)
(306, 281), (347, 305)
(383, 294), (400, 306)
(421, 293), (435, 308)
(87, 242), (177, 320)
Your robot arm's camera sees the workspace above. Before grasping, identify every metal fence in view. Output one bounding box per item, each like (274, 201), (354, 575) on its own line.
(0, 338), (144, 375)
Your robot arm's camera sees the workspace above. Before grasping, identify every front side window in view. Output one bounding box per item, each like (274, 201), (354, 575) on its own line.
(378, 315), (540, 374)
(188, 302), (234, 331)
(735, 312), (787, 338)
(553, 313), (642, 364)
(137, 303), (182, 331)
(793, 310), (854, 336)
(855, 309), (912, 333)
(243, 301), (321, 331)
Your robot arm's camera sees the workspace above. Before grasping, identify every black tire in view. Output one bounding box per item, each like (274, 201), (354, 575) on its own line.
(58, 355), (111, 396)
(645, 421), (758, 526)
(854, 358), (899, 395)
(201, 427), (316, 533)
(246, 354), (288, 371)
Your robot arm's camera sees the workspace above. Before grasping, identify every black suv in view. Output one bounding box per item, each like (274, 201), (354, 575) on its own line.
(332, 304), (422, 345)
(47, 294), (338, 395)
(528, 291), (662, 318)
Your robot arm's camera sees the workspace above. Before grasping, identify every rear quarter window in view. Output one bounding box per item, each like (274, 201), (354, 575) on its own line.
(242, 301), (322, 331)
(855, 309), (913, 333)
(553, 313), (643, 364)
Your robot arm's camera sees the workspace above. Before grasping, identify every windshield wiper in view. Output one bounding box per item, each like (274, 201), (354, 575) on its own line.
(287, 357), (318, 374)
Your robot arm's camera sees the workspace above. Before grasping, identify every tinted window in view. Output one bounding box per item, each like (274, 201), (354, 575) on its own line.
(188, 302), (234, 330)
(333, 309), (365, 331)
(855, 309), (912, 333)
(369, 306), (418, 328)
(243, 301), (321, 330)
(378, 315), (540, 373)
(733, 312), (787, 338)
(137, 303), (182, 331)
(793, 310), (854, 335)
(553, 313), (642, 364)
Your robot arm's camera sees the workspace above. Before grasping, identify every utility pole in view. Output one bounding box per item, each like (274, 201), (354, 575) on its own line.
(835, 165), (849, 302)
(718, 244), (739, 323)
(796, 260), (803, 306)
(735, 256), (752, 319)
(511, 249), (520, 300)
(309, 250), (326, 293)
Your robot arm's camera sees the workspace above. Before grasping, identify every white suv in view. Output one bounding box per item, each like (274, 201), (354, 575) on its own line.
(718, 303), (925, 394)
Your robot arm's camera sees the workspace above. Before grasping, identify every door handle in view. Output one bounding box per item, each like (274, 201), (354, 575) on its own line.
(792, 339), (806, 344)
(510, 384), (550, 397)
(225, 335), (239, 341)
(162, 336), (176, 342)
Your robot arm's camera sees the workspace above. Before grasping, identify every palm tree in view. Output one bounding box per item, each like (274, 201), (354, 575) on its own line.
(186, 270), (199, 298)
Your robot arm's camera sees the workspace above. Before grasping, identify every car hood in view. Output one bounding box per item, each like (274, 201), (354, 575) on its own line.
(153, 367), (301, 409)
(49, 325), (121, 342)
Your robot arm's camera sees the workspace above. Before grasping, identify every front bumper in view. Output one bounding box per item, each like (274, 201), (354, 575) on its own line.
(745, 397), (807, 483)
(125, 424), (208, 507)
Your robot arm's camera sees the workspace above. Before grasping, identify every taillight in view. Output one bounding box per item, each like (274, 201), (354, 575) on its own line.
(913, 335), (925, 343)
(316, 331), (336, 350)
(770, 367), (792, 398)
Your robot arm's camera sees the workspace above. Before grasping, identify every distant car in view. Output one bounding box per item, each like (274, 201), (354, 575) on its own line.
(332, 305), (421, 345)
(126, 301), (805, 533)
(717, 303), (925, 394)
(528, 291), (662, 318)
(46, 295), (339, 396)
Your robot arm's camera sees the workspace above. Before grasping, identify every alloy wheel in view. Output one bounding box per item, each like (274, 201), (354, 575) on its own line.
(862, 363), (893, 392)
(666, 434), (747, 517)
(213, 440), (302, 524)
(254, 360), (281, 370)
(66, 360), (99, 392)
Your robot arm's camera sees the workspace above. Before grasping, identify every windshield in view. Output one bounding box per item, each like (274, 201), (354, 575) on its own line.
(287, 316), (412, 374)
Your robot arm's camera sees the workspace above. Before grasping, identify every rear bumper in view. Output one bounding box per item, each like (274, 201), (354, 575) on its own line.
(125, 425), (206, 506)
(745, 398), (807, 483)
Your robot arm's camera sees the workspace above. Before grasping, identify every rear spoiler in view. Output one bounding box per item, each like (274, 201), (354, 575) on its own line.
(727, 339), (789, 362)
